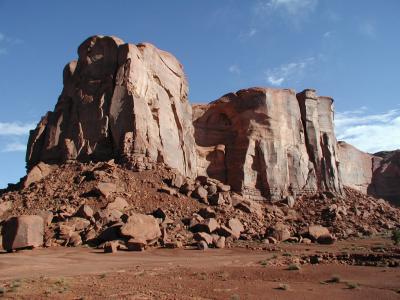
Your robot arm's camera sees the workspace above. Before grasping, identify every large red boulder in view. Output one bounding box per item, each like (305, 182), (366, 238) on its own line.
(2, 215), (44, 250)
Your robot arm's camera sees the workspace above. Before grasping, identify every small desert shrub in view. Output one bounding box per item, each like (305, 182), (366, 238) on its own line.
(286, 264), (300, 271)
(325, 275), (341, 283)
(346, 282), (359, 289)
(276, 283), (290, 290)
(392, 229), (400, 245)
(259, 260), (268, 266)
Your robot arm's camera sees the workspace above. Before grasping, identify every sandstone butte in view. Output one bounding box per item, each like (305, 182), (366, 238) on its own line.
(25, 35), (399, 204)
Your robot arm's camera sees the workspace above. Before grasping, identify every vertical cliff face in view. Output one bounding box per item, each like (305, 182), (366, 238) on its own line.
(26, 35), (197, 178)
(193, 87), (343, 200)
(337, 141), (374, 194)
(371, 151), (400, 204)
(297, 89), (342, 194)
(338, 142), (400, 204)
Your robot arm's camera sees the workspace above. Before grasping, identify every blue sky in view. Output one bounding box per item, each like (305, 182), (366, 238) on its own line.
(0, 0), (399, 188)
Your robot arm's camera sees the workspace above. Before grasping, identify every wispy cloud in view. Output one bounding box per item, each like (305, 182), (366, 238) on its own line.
(323, 31), (333, 38)
(2, 142), (26, 153)
(228, 64), (241, 75)
(0, 32), (23, 56)
(0, 122), (35, 136)
(335, 108), (400, 153)
(359, 21), (377, 38)
(265, 57), (315, 86)
(255, 0), (318, 21)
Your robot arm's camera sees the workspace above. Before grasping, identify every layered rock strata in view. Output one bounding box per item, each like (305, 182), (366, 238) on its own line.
(193, 88), (343, 200)
(26, 35), (197, 178)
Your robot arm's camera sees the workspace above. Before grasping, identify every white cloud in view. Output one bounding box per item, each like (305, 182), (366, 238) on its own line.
(359, 21), (376, 38)
(267, 76), (284, 86)
(323, 31), (332, 38)
(335, 108), (400, 153)
(265, 57), (315, 86)
(2, 142), (26, 152)
(0, 32), (23, 56)
(238, 28), (258, 40)
(248, 28), (257, 37)
(256, 0), (318, 17)
(0, 122), (35, 136)
(228, 64), (241, 75)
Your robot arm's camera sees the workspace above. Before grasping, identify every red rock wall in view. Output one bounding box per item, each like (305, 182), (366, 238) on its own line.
(26, 36), (197, 178)
(193, 87), (343, 201)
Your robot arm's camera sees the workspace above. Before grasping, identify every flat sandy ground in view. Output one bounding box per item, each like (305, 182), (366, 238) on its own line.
(0, 238), (399, 299)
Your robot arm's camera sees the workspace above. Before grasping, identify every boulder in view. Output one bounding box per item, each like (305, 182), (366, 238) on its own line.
(2, 215), (44, 250)
(266, 223), (291, 242)
(209, 193), (226, 206)
(193, 232), (213, 245)
(217, 183), (231, 192)
(212, 235), (226, 248)
(190, 218), (219, 234)
(234, 199), (263, 217)
(0, 201), (12, 218)
(126, 238), (147, 251)
(23, 162), (55, 188)
(307, 225), (330, 241)
(104, 241), (118, 253)
(69, 232), (82, 247)
(169, 171), (185, 189)
(217, 225), (235, 238)
(227, 218), (244, 239)
(317, 234), (335, 244)
(76, 204), (94, 219)
(95, 182), (116, 198)
(164, 240), (183, 249)
(197, 207), (216, 219)
(68, 217), (90, 232)
(192, 186), (208, 201)
(120, 213), (161, 241)
(106, 197), (129, 211)
(94, 209), (123, 225)
(197, 240), (208, 250)
(38, 211), (53, 226)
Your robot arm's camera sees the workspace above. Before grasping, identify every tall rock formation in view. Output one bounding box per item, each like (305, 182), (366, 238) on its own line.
(297, 89), (342, 194)
(193, 87), (342, 201)
(25, 34), (397, 203)
(337, 141), (375, 194)
(371, 150), (400, 204)
(26, 35), (197, 178)
(338, 142), (400, 204)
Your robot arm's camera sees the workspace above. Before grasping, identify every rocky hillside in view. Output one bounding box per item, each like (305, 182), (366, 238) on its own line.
(1, 160), (398, 252)
(0, 35), (399, 253)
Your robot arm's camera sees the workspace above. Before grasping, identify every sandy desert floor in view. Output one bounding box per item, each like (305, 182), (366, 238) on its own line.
(0, 238), (399, 299)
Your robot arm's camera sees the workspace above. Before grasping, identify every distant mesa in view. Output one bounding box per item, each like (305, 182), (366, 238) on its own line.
(25, 35), (399, 204)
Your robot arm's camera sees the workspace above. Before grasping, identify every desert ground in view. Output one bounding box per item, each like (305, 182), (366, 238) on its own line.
(0, 237), (399, 300)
